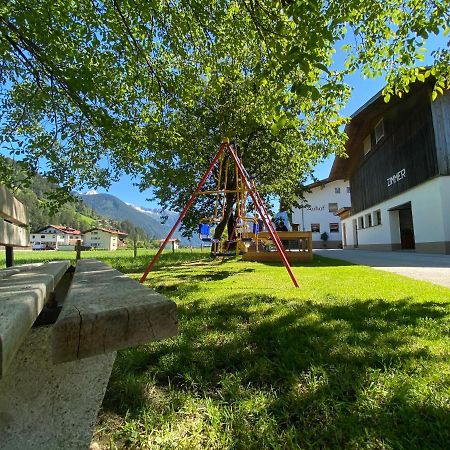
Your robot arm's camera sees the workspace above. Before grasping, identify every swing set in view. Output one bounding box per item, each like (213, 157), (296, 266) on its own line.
(196, 147), (261, 258)
(140, 139), (299, 288)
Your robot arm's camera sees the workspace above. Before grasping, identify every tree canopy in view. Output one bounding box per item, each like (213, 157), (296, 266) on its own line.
(1, 0), (449, 220)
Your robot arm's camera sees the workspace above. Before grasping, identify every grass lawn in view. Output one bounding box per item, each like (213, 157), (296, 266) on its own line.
(97, 252), (450, 449)
(3, 250), (450, 448)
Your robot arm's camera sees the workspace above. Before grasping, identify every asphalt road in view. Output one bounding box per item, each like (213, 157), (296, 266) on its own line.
(314, 249), (450, 289)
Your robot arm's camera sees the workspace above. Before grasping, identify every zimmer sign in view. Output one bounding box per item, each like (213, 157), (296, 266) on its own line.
(387, 168), (406, 187)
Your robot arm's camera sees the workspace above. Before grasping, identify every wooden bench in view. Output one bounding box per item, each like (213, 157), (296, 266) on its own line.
(0, 186), (178, 449)
(0, 184), (29, 267)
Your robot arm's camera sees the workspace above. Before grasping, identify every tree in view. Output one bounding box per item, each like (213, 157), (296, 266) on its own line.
(1, 0), (448, 222)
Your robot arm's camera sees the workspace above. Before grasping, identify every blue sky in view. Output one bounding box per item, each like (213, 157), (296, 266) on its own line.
(87, 33), (447, 207)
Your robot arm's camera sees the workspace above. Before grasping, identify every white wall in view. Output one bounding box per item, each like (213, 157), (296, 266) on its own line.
(84, 230), (117, 250)
(439, 176), (450, 239)
(30, 227), (65, 248)
(30, 227), (82, 248)
(342, 176), (450, 248)
(292, 179), (351, 242)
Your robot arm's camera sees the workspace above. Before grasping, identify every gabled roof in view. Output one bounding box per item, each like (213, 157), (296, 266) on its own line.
(34, 225), (82, 235)
(304, 178), (329, 190)
(83, 227), (128, 236)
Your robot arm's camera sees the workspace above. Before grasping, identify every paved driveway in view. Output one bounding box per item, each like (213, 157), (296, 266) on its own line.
(314, 249), (450, 289)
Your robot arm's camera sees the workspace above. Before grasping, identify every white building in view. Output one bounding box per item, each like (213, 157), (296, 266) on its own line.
(332, 80), (450, 254)
(159, 238), (180, 251)
(83, 227), (127, 250)
(30, 225), (82, 250)
(291, 179), (351, 248)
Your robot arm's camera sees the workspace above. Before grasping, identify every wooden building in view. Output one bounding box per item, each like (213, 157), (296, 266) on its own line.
(332, 80), (450, 253)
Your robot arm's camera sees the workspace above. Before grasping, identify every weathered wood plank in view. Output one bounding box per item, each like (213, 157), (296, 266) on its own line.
(0, 185), (28, 226)
(0, 220), (29, 247)
(0, 261), (70, 378)
(53, 259), (178, 363)
(430, 91), (450, 175)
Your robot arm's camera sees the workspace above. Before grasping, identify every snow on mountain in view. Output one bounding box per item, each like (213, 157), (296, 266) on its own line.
(126, 203), (160, 216)
(126, 203), (179, 227)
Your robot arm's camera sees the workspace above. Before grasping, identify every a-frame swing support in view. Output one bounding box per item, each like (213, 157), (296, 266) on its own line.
(139, 140), (299, 288)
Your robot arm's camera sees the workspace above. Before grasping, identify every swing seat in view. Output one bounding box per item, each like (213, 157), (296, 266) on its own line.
(201, 237), (212, 242)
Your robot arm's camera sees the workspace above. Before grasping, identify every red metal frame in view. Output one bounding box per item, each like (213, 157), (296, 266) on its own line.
(140, 141), (299, 288)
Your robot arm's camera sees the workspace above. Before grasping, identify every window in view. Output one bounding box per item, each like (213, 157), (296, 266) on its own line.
(330, 223), (339, 233)
(358, 217), (364, 229)
(375, 119), (384, 143)
(32, 235), (35, 239)
(373, 209), (382, 226)
(41, 235), (45, 239)
(363, 134), (371, 155)
(365, 213), (372, 227)
(311, 223), (320, 233)
(335, 187), (341, 194)
(92, 231), (98, 235)
(346, 186), (351, 194)
(328, 203), (338, 213)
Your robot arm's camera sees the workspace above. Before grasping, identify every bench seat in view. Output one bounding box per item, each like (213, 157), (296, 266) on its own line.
(0, 261), (70, 377)
(53, 259), (178, 363)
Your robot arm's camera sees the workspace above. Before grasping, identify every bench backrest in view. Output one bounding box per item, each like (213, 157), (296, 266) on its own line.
(0, 185), (29, 267)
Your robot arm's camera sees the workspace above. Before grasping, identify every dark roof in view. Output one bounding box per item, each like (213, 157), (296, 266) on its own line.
(83, 227), (128, 236)
(304, 178), (329, 190)
(329, 79), (434, 181)
(34, 225), (82, 235)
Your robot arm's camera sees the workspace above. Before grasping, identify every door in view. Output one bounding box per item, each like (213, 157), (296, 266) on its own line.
(399, 205), (415, 249)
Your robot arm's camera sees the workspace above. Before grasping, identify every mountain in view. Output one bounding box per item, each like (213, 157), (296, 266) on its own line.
(13, 172), (100, 232)
(125, 204), (180, 228)
(80, 193), (198, 245)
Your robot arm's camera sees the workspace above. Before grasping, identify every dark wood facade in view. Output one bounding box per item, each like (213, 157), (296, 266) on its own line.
(339, 84), (440, 214)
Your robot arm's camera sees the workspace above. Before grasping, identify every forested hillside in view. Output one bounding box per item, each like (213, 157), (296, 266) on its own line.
(15, 175), (99, 232)
(13, 173), (151, 243)
(81, 193), (171, 239)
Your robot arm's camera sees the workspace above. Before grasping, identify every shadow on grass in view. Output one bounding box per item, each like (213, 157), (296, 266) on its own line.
(94, 251), (212, 274)
(103, 293), (450, 449)
(255, 254), (356, 269)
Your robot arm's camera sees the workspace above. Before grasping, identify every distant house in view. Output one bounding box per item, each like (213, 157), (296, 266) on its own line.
(30, 225), (82, 250)
(291, 179), (351, 248)
(159, 238), (180, 251)
(83, 227), (128, 250)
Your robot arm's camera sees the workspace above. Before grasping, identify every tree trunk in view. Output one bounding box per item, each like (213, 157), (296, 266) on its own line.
(213, 192), (235, 241)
